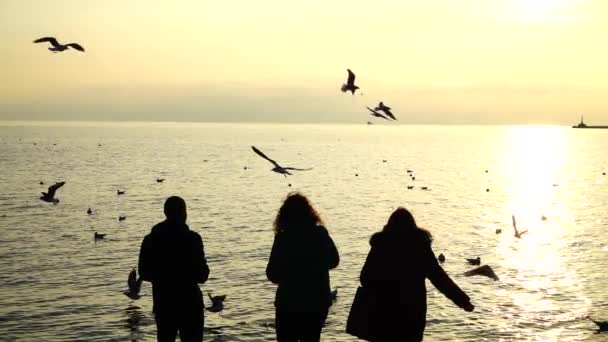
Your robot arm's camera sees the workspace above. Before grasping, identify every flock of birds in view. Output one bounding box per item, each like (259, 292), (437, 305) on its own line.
(30, 36), (607, 332)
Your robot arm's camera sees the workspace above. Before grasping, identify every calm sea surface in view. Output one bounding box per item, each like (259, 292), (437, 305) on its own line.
(0, 121), (607, 341)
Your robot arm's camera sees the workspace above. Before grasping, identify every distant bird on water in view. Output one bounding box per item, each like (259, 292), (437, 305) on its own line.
(206, 292), (226, 313)
(33, 37), (85, 53)
(251, 146), (312, 177)
(117, 190), (125, 195)
(341, 69), (359, 95)
(119, 216), (127, 221)
(366, 106), (389, 120)
(512, 215), (528, 238)
(40, 181), (65, 203)
(374, 102), (397, 120)
(156, 178), (165, 183)
(87, 208), (93, 215)
(466, 257), (481, 265)
(94, 232), (106, 240)
(437, 253), (446, 263)
(464, 265), (499, 281)
(124, 268), (143, 300)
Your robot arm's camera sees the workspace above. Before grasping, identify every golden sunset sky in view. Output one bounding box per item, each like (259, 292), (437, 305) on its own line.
(1, 0), (607, 123)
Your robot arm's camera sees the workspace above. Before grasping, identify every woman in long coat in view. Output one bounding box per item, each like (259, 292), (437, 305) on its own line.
(267, 192), (340, 342)
(360, 207), (474, 341)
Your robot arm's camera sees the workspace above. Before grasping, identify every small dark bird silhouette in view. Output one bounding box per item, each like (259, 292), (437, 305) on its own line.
(421, 186), (429, 190)
(251, 146), (312, 177)
(512, 215), (528, 238)
(438, 253), (446, 263)
(118, 216), (127, 221)
(407, 170), (413, 173)
(366, 106), (389, 120)
(94, 232), (106, 240)
(587, 317), (608, 332)
(124, 268), (143, 300)
(464, 265), (499, 281)
(411, 176), (416, 180)
(486, 188), (490, 192)
(496, 228), (502, 234)
(206, 292), (226, 313)
(40, 181), (65, 203)
(87, 208), (93, 215)
(541, 215), (547, 221)
(33, 37), (85, 52)
(156, 178), (165, 183)
(341, 69), (359, 95)
(39, 181), (44, 185)
(117, 190), (125, 195)
(407, 185), (414, 189)
(374, 102), (397, 120)
(466, 257), (481, 265)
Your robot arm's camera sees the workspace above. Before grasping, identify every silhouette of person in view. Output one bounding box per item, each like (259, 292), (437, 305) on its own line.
(266, 192), (340, 342)
(360, 207), (474, 341)
(138, 196), (210, 342)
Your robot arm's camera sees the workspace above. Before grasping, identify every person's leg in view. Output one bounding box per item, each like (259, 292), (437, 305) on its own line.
(155, 312), (178, 342)
(300, 310), (328, 342)
(177, 312), (204, 342)
(275, 308), (298, 342)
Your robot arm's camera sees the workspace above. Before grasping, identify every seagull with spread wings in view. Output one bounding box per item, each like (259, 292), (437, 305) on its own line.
(341, 69), (360, 95)
(40, 181), (65, 203)
(251, 146), (312, 177)
(512, 215), (528, 238)
(33, 37), (85, 53)
(124, 268), (143, 300)
(366, 106), (389, 120)
(374, 102), (397, 120)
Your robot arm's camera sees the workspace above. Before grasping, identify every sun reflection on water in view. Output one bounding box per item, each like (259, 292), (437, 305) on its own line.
(495, 126), (591, 338)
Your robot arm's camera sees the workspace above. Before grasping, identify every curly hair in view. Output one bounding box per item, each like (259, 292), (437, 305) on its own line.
(273, 192), (323, 234)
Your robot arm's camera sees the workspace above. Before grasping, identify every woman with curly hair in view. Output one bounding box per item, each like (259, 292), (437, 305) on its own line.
(266, 192), (340, 342)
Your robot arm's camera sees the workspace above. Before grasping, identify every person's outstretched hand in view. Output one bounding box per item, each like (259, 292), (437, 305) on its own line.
(463, 302), (474, 312)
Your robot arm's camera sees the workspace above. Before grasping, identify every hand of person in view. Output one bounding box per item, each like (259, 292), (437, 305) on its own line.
(463, 302), (474, 312)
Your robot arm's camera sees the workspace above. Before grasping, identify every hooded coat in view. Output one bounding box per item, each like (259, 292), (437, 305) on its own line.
(360, 229), (471, 341)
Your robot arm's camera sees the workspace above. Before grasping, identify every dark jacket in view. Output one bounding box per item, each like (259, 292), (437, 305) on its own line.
(360, 230), (471, 341)
(266, 225), (339, 312)
(138, 220), (210, 314)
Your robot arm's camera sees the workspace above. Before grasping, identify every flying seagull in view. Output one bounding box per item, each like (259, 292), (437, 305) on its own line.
(466, 257), (481, 265)
(374, 102), (397, 120)
(512, 215), (528, 238)
(587, 317), (608, 332)
(124, 268), (143, 300)
(341, 69), (359, 95)
(206, 292), (226, 313)
(366, 106), (389, 120)
(40, 181), (65, 203)
(464, 265), (499, 281)
(251, 146), (312, 177)
(33, 37), (85, 53)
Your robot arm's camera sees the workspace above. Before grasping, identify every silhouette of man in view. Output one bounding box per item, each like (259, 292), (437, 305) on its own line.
(138, 196), (210, 342)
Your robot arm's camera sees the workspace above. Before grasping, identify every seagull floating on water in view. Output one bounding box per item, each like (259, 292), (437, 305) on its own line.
(374, 102), (397, 120)
(437, 253), (446, 263)
(464, 265), (499, 281)
(33, 37), (85, 53)
(117, 190), (125, 195)
(496, 228), (502, 234)
(466, 257), (481, 265)
(156, 178), (165, 183)
(512, 215), (528, 238)
(40, 181), (65, 203)
(251, 146), (312, 177)
(206, 292), (226, 313)
(87, 208), (93, 215)
(124, 268), (143, 300)
(119, 216), (127, 221)
(341, 69), (359, 95)
(94, 232), (106, 240)
(407, 185), (414, 190)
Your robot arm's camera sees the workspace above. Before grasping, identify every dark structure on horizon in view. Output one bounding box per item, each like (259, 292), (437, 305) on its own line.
(572, 116), (608, 129)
